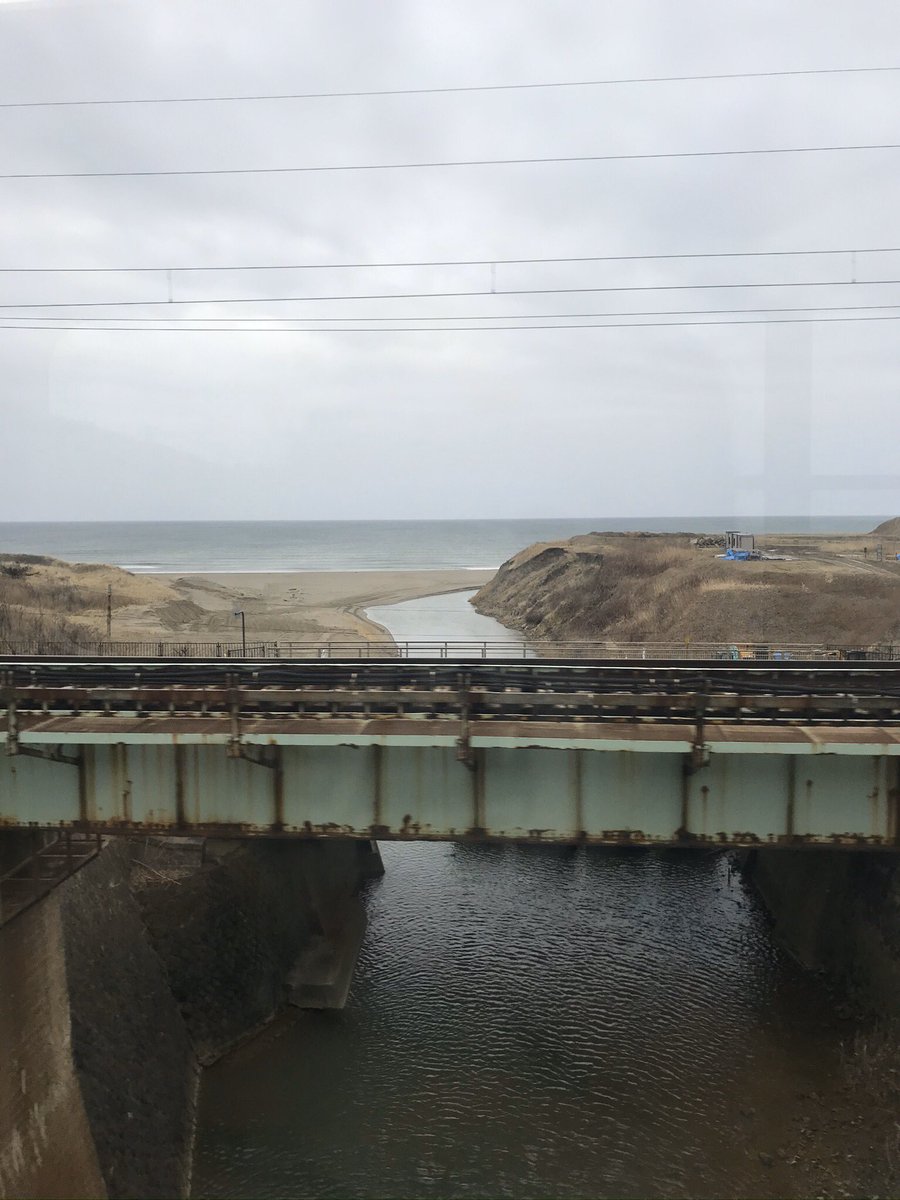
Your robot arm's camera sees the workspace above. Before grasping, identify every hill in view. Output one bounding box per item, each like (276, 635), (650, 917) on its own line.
(472, 532), (900, 646)
(872, 517), (900, 537)
(0, 555), (178, 650)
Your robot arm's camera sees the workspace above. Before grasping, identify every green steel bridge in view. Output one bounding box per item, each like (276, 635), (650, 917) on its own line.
(2, 656), (899, 851)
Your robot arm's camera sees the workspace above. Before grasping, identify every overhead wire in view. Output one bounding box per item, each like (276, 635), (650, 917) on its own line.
(1, 278), (899, 310)
(1, 244), (898, 274)
(2, 64), (898, 109)
(2, 142), (899, 181)
(4, 302), (900, 324)
(3, 69), (897, 337)
(2, 314), (899, 332)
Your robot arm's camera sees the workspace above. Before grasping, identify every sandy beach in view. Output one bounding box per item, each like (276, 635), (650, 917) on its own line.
(118, 568), (497, 646)
(0, 555), (496, 649)
(9, 520), (898, 651)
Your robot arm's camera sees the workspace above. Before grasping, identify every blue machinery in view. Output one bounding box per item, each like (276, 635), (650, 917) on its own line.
(2, 659), (899, 848)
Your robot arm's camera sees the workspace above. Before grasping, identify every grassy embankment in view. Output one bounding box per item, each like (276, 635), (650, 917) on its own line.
(472, 527), (900, 646)
(0, 554), (178, 650)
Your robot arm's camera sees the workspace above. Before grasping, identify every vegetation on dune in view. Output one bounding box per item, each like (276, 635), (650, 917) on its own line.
(0, 555), (188, 650)
(473, 532), (900, 645)
(0, 557), (104, 649)
(0, 553), (54, 567)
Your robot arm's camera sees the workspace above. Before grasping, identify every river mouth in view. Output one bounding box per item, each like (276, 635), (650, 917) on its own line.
(365, 589), (526, 650)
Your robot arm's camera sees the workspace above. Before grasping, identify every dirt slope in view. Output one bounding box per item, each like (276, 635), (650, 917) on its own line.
(0, 554), (179, 649)
(472, 532), (900, 645)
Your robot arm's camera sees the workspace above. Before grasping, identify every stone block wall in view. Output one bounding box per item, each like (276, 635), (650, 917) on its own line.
(0, 832), (380, 1198)
(0, 890), (107, 1199)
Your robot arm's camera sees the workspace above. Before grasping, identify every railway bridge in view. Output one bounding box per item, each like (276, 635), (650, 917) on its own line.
(4, 653), (899, 1199)
(2, 656), (899, 854)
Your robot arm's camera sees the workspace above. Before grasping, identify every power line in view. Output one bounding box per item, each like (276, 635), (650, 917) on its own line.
(2, 65), (897, 109)
(1, 245), (897, 274)
(2, 314), (899, 332)
(2, 142), (899, 182)
(6, 303), (900, 324)
(2, 278), (898, 310)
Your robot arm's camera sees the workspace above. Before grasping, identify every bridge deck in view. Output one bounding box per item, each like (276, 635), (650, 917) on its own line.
(2, 659), (899, 848)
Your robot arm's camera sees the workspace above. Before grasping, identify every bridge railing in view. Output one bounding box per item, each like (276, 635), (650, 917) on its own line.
(1, 638), (898, 661)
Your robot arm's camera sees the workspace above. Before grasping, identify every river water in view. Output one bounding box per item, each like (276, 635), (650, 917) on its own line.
(191, 595), (854, 1199)
(365, 589), (530, 655)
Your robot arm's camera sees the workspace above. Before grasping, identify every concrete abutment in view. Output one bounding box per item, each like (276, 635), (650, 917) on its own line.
(0, 832), (380, 1199)
(743, 847), (900, 1016)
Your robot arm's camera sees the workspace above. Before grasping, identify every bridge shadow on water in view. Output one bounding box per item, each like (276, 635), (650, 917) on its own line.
(192, 841), (850, 1200)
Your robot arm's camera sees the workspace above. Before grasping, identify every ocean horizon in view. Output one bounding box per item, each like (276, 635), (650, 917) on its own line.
(0, 516), (887, 574)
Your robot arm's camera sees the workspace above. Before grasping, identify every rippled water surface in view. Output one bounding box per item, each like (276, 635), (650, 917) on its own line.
(192, 843), (844, 1199)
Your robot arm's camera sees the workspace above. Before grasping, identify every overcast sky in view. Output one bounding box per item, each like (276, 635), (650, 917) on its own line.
(0, 0), (898, 520)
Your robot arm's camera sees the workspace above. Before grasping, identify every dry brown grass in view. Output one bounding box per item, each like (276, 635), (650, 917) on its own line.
(0, 558), (96, 647)
(0, 600), (99, 651)
(0, 556), (176, 649)
(473, 532), (900, 645)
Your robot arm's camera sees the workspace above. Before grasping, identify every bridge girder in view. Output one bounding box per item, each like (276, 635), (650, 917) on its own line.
(1, 720), (898, 848)
(3, 660), (900, 847)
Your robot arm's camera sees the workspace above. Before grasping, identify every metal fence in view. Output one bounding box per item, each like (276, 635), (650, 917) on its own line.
(1, 638), (898, 661)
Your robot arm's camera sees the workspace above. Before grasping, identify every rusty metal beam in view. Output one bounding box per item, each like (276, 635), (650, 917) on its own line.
(2, 663), (900, 848)
(1, 731), (898, 847)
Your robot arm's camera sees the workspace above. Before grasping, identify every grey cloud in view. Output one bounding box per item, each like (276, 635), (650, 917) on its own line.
(0, 0), (898, 519)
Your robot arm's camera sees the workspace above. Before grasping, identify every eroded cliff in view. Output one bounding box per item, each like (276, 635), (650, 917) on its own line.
(472, 531), (900, 645)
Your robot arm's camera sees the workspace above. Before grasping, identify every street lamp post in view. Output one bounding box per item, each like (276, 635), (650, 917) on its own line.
(233, 609), (246, 656)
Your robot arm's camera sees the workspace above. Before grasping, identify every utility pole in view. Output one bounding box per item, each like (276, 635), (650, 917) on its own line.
(233, 609), (246, 656)
(106, 584), (112, 642)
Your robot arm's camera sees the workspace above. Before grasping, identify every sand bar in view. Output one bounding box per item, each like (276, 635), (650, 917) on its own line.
(1, 558), (497, 647)
(137, 569), (497, 645)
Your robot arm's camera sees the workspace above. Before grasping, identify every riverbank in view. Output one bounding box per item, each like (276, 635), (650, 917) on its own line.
(0, 556), (494, 649)
(171, 569), (494, 645)
(472, 527), (900, 645)
(8, 522), (900, 652)
(741, 847), (900, 1198)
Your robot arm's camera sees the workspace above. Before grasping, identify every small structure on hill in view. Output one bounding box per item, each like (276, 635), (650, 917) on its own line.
(725, 530), (755, 553)
(719, 529), (761, 561)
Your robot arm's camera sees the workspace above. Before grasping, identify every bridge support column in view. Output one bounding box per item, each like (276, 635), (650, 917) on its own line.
(286, 839), (382, 1009)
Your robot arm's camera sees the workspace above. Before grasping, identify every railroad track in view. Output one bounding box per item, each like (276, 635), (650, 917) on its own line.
(3, 659), (900, 725)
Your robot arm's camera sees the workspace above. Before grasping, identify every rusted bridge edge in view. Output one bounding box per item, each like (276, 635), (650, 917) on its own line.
(2, 663), (899, 849)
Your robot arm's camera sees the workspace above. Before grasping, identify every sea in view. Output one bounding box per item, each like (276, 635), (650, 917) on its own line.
(0, 515), (884, 573)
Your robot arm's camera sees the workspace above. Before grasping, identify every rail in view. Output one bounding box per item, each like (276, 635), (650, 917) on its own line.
(4, 661), (900, 726)
(1, 638), (897, 661)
